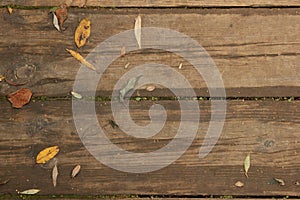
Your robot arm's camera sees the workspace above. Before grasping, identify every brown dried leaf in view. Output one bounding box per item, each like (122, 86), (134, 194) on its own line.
(71, 164), (81, 178)
(75, 18), (91, 48)
(7, 6), (13, 15)
(121, 45), (126, 57)
(55, 4), (68, 31)
(234, 181), (244, 188)
(134, 14), (142, 49)
(66, 49), (96, 71)
(52, 164), (58, 187)
(8, 88), (32, 108)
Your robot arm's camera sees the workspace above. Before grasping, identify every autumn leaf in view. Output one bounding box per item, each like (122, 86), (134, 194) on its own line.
(75, 18), (91, 48)
(55, 4), (68, 31)
(134, 14), (142, 49)
(146, 85), (155, 92)
(66, 49), (96, 71)
(8, 88), (32, 108)
(124, 62), (130, 69)
(36, 146), (59, 164)
(244, 153), (250, 178)
(52, 164), (58, 187)
(18, 189), (40, 195)
(7, 6), (13, 15)
(71, 164), (81, 178)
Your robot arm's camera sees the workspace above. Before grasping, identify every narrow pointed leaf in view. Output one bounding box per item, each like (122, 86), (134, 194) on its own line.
(52, 12), (60, 31)
(66, 49), (96, 71)
(134, 15), (141, 49)
(244, 153), (250, 178)
(52, 164), (58, 187)
(19, 189), (40, 195)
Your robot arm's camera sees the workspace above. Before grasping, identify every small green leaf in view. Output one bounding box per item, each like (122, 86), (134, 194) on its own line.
(49, 7), (58, 12)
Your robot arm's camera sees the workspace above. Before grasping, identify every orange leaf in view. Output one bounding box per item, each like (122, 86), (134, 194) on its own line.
(75, 18), (91, 48)
(66, 49), (96, 71)
(36, 146), (59, 164)
(7, 88), (32, 108)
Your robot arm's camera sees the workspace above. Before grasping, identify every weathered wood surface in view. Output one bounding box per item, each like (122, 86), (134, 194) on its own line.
(0, 100), (299, 196)
(1, 0), (300, 7)
(0, 8), (300, 97)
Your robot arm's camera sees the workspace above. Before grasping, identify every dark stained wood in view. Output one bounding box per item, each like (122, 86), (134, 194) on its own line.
(1, 0), (300, 7)
(0, 100), (299, 196)
(0, 8), (300, 97)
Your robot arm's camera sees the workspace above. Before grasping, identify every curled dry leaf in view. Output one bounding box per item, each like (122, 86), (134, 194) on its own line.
(52, 12), (60, 32)
(146, 85), (155, 92)
(52, 164), (58, 187)
(234, 181), (244, 188)
(7, 6), (13, 15)
(295, 181), (300, 186)
(274, 178), (285, 186)
(8, 88), (32, 109)
(71, 91), (83, 99)
(75, 18), (91, 48)
(121, 45), (126, 57)
(119, 76), (142, 102)
(71, 164), (81, 178)
(19, 189), (40, 195)
(134, 14), (142, 49)
(36, 146), (59, 164)
(66, 49), (96, 71)
(55, 4), (68, 31)
(244, 153), (250, 178)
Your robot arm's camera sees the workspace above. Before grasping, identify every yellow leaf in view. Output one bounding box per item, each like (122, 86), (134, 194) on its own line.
(75, 18), (91, 48)
(244, 153), (250, 178)
(66, 49), (96, 71)
(36, 146), (59, 164)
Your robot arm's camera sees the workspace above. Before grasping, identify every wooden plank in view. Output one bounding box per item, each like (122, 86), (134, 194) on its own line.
(1, 0), (300, 7)
(0, 100), (300, 196)
(0, 8), (300, 97)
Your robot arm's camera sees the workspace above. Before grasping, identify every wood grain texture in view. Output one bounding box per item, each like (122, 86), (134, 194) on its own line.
(0, 8), (299, 98)
(1, 0), (300, 7)
(0, 100), (299, 196)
